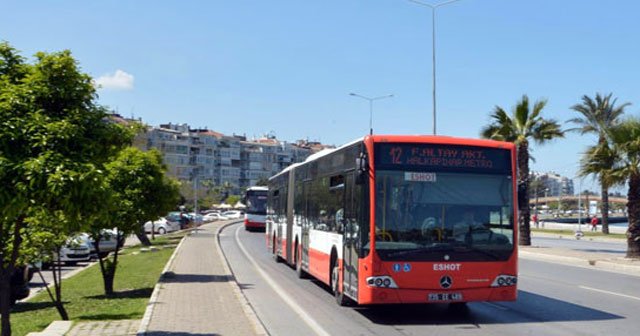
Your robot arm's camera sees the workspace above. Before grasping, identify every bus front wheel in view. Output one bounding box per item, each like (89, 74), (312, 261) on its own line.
(295, 243), (307, 279)
(331, 261), (350, 306)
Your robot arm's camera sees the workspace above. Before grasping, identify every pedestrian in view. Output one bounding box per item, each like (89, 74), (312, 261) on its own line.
(590, 215), (598, 232)
(532, 213), (539, 228)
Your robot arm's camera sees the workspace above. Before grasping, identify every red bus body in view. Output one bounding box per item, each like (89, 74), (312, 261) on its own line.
(266, 135), (518, 305)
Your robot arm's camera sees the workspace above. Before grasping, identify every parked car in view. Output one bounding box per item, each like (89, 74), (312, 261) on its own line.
(144, 217), (181, 234)
(78, 230), (120, 258)
(203, 213), (229, 222)
(57, 236), (92, 265)
(10, 265), (30, 306)
(221, 210), (243, 219)
(166, 211), (190, 229)
(187, 212), (204, 224)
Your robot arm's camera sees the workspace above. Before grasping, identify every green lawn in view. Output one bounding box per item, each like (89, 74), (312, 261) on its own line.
(10, 233), (184, 336)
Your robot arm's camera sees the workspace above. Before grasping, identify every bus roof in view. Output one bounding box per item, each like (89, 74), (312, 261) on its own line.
(246, 186), (268, 192)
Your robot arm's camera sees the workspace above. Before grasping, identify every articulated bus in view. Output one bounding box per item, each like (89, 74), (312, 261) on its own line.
(243, 186), (268, 231)
(266, 135), (518, 306)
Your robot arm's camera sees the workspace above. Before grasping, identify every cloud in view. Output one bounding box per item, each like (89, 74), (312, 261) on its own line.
(95, 69), (134, 90)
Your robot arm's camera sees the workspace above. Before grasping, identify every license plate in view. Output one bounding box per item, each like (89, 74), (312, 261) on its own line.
(428, 293), (463, 302)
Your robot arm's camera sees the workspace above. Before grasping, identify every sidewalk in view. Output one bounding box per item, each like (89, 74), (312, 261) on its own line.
(522, 227), (640, 277)
(137, 221), (267, 336)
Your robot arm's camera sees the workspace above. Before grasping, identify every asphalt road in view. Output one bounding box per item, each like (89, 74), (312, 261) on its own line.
(531, 236), (627, 256)
(220, 222), (640, 336)
(28, 261), (92, 295)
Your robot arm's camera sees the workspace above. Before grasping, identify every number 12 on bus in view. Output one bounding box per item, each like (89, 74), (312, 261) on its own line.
(266, 135), (518, 306)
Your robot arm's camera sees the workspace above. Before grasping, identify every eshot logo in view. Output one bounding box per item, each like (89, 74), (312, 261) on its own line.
(433, 263), (461, 271)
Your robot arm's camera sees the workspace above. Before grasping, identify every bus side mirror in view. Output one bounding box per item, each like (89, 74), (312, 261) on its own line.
(355, 153), (368, 185)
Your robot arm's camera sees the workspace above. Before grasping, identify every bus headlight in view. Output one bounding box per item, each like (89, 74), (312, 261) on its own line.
(366, 276), (398, 289)
(491, 275), (517, 287)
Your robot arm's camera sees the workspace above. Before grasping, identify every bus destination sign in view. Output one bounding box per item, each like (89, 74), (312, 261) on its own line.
(375, 143), (511, 173)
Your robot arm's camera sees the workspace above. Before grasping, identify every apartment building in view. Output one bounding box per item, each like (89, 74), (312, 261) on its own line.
(531, 171), (575, 196)
(143, 123), (331, 193)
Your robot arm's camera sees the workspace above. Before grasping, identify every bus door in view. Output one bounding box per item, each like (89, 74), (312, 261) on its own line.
(342, 174), (359, 299)
(285, 169), (296, 264)
(301, 180), (311, 268)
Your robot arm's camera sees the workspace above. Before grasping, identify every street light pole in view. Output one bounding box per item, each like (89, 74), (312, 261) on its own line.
(349, 93), (394, 135)
(408, 0), (462, 135)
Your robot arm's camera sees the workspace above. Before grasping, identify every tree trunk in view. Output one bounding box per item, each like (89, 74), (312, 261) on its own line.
(1, 215), (25, 336)
(51, 254), (69, 320)
(601, 185), (610, 234)
(0, 272), (12, 336)
(135, 223), (151, 246)
(626, 174), (640, 259)
(97, 233), (120, 296)
(518, 142), (531, 246)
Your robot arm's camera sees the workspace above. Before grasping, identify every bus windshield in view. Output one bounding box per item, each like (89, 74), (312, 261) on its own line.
(246, 190), (268, 215)
(372, 170), (514, 261)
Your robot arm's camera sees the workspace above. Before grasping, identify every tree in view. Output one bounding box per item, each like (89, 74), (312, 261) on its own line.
(568, 93), (630, 234)
(256, 176), (269, 186)
(93, 147), (180, 295)
(0, 43), (130, 335)
(481, 95), (564, 245)
(226, 195), (241, 206)
(604, 118), (640, 258)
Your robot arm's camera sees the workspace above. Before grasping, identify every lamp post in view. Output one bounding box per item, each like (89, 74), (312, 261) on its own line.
(191, 169), (199, 234)
(407, 0), (462, 135)
(349, 93), (394, 135)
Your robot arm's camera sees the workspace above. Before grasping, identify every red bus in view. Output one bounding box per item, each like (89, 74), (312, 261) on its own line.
(243, 186), (268, 231)
(266, 135), (518, 306)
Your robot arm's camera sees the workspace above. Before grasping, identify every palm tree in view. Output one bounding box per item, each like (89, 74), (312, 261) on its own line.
(568, 93), (630, 234)
(606, 118), (640, 258)
(481, 95), (564, 245)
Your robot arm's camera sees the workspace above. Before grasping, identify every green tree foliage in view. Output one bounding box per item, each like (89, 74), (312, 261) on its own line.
(94, 147), (180, 295)
(226, 195), (241, 206)
(481, 95), (564, 246)
(569, 93), (630, 234)
(602, 118), (640, 258)
(0, 42), (131, 335)
(256, 176), (269, 186)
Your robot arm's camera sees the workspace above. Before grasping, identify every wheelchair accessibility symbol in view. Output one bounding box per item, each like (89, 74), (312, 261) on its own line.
(403, 263), (412, 272)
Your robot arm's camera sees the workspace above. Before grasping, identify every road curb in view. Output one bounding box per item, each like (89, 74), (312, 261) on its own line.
(136, 234), (187, 336)
(216, 220), (269, 336)
(519, 249), (640, 277)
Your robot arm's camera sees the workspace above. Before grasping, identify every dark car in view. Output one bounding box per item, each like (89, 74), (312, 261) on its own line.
(10, 265), (30, 306)
(166, 211), (190, 229)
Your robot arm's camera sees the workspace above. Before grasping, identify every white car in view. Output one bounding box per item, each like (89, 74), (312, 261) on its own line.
(57, 236), (92, 265)
(221, 210), (243, 219)
(144, 217), (181, 234)
(203, 213), (229, 222)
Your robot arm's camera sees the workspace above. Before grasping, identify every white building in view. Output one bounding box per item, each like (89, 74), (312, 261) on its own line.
(144, 123), (331, 193)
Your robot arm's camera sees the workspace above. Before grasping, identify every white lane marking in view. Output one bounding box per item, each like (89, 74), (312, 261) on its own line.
(234, 225), (331, 336)
(579, 285), (640, 301)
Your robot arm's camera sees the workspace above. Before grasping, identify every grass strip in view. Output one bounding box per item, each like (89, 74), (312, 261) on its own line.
(10, 233), (185, 336)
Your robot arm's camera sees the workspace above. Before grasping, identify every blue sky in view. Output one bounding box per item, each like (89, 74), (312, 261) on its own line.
(2, 0), (639, 192)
